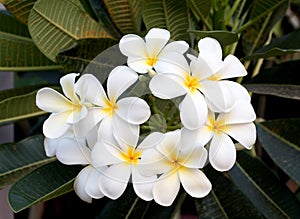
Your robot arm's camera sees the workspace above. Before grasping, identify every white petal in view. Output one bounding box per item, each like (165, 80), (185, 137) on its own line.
(132, 167), (156, 201)
(179, 92), (207, 130)
(149, 74), (186, 99)
(181, 128), (206, 150)
(190, 57), (215, 80)
(198, 37), (223, 72)
(74, 107), (106, 137)
(159, 41), (189, 56)
(116, 97), (150, 124)
(202, 80), (234, 112)
(155, 52), (189, 76)
(209, 133), (236, 171)
(153, 171), (180, 206)
(56, 138), (90, 165)
(60, 73), (79, 102)
(225, 123), (256, 149)
(36, 88), (72, 113)
(220, 81), (251, 102)
(99, 163), (131, 199)
(66, 105), (87, 124)
(179, 168), (211, 198)
(91, 140), (121, 167)
(138, 132), (164, 149)
(127, 56), (152, 74)
(217, 55), (247, 79)
(74, 167), (93, 203)
(119, 34), (147, 57)
(179, 145), (208, 168)
(44, 137), (58, 157)
(217, 100), (256, 125)
(75, 74), (107, 106)
(43, 112), (71, 138)
(112, 117), (139, 151)
(139, 148), (173, 176)
(157, 130), (181, 159)
(86, 166), (106, 199)
(145, 28), (170, 56)
(107, 66), (138, 100)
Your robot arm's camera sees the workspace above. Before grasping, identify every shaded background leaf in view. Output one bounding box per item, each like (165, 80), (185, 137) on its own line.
(0, 135), (54, 188)
(8, 161), (81, 213)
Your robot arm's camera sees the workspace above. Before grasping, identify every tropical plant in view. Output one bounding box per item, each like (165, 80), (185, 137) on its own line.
(0, 0), (299, 218)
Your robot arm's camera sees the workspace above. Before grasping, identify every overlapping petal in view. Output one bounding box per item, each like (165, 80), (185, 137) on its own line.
(132, 167), (156, 201)
(43, 112), (71, 138)
(119, 34), (147, 57)
(225, 123), (256, 149)
(216, 55), (247, 79)
(85, 166), (106, 199)
(145, 28), (170, 56)
(60, 73), (79, 102)
(74, 167), (93, 203)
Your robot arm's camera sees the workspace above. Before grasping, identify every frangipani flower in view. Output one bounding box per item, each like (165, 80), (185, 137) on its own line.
(55, 130), (105, 203)
(74, 66), (151, 142)
(140, 130), (211, 206)
(36, 73), (89, 139)
(119, 28), (189, 74)
(183, 100), (256, 171)
(91, 129), (161, 201)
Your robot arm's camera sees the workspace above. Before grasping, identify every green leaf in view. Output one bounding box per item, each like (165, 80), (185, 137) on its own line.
(56, 38), (117, 73)
(188, 0), (212, 30)
(142, 0), (190, 41)
(0, 12), (61, 71)
(189, 30), (238, 47)
(256, 122), (300, 185)
(196, 165), (264, 218)
(0, 0), (36, 24)
(244, 29), (300, 60)
(104, 0), (142, 34)
(0, 86), (60, 125)
(28, 0), (113, 62)
(229, 151), (300, 218)
(239, 0), (288, 55)
(8, 161), (81, 213)
(245, 60), (300, 99)
(0, 135), (55, 188)
(0, 85), (45, 102)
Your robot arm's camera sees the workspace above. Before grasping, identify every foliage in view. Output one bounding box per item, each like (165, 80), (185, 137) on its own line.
(0, 0), (299, 218)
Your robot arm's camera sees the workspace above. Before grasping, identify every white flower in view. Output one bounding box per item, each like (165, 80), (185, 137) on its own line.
(140, 130), (211, 206)
(149, 37), (250, 130)
(91, 129), (162, 201)
(74, 66), (151, 142)
(119, 28), (189, 74)
(36, 73), (89, 139)
(183, 100), (256, 171)
(55, 130), (105, 203)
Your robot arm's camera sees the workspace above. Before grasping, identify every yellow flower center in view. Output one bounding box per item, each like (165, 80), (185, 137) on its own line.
(208, 117), (227, 134)
(184, 74), (201, 93)
(121, 147), (142, 165)
(102, 98), (118, 116)
(146, 56), (158, 67)
(207, 73), (221, 81)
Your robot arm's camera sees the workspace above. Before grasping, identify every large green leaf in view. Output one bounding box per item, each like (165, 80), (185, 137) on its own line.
(0, 12), (61, 71)
(196, 165), (264, 218)
(56, 38), (117, 73)
(189, 30), (238, 47)
(104, 0), (142, 34)
(0, 86), (60, 125)
(188, 0), (212, 30)
(0, 135), (55, 188)
(256, 122), (300, 185)
(28, 0), (113, 62)
(244, 29), (300, 60)
(8, 161), (82, 213)
(229, 151), (300, 218)
(245, 60), (300, 99)
(0, 0), (36, 24)
(142, 0), (190, 41)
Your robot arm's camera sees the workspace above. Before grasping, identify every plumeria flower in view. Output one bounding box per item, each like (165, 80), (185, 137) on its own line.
(55, 128), (106, 203)
(36, 73), (89, 139)
(140, 130), (211, 206)
(150, 37), (250, 129)
(119, 28), (189, 74)
(91, 129), (162, 201)
(183, 100), (256, 172)
(74, 66), (151, 143)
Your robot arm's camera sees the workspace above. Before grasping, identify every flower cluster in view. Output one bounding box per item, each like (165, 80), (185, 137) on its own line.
(36, 28), (256, 206)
